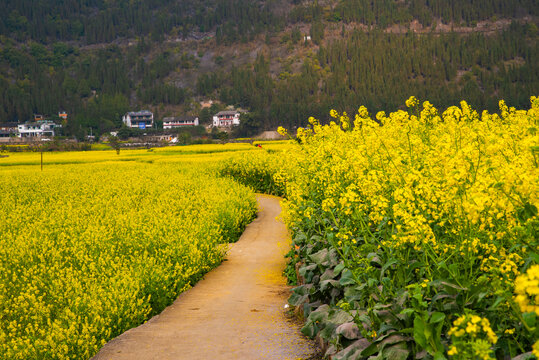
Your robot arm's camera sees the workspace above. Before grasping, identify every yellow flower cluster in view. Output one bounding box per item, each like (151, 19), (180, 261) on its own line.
(0, 148), (258, 359)
(221, 97), (538, 356)
(514, 265), (539, 313)
(448, 315), (497, 344)
(448, 314), (497, 360)
(533, 340), (539, 358)
(287, 97), (538, 264)
(406, 95), (419, 108)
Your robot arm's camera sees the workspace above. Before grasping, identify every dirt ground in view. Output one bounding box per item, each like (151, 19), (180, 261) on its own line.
(92, 195), (320, 360)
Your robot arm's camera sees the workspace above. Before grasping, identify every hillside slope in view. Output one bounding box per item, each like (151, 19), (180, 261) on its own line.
(0, 0), (537, 137)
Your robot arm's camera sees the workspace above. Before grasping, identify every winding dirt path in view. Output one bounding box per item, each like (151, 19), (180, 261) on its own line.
(92, 195), (319, 360)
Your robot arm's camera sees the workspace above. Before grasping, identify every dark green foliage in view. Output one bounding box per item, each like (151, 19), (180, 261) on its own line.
(139, 85), (188, 106)
(0, 0), (283, 45)
(291, 0), (537, 26)
(69, 94), (129, 137)
(215, 22), (536, 130)
(233, 112), (262, 138)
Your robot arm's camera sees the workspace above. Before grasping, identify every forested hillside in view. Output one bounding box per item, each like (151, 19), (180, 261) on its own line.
(0, 0), (537, 137)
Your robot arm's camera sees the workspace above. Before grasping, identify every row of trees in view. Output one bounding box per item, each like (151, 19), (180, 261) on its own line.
(291, 0), (538, 27)
(2, 0), (536, 45)
(202, 23), (538, 130)
(0, 0), (283, 44)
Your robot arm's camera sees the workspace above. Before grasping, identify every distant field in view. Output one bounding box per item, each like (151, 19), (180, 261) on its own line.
(0, 141), (292, 168)
(0, 142), (290, 359)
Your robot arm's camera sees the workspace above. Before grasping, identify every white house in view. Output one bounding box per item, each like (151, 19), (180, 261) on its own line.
(212, 110), (241, 127)
(163, 116), (199, 129)
(0, 122), (18, 141)
(123, 110), (154, 129)
(17, 121), (61, 138)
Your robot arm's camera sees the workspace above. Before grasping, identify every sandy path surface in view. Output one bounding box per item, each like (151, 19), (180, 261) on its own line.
(92, 195), (319, 360)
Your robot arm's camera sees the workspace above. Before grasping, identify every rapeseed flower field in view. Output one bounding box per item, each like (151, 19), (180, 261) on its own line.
(0, 146), (259, 359)
(223, 97), (539, 359)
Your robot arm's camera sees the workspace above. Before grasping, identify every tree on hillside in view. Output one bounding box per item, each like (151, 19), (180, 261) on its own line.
(234, 112), (261, 138)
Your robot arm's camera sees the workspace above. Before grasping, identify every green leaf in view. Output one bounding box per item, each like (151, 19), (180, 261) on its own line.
(367, 278), (378, 288)
(368, 252), (383, 267)
(413, 316), (427, 349)
(336, 322), (361, 340)
(381, 342), (410, 360)
(309, 304), (330, 322)
(433, 351), (447, 360)
(429, 312), (445, 324)
(301, 321), (317, 337)
(337, 339), (371, 360)
(320, 268), (336, 281)
(320, 279), (339, 292)
(328, 249), (340, 266)
(398, 308), (415, 321)
(329, 309), (354, 324)
(379, 334), (410, 349)
(517, 202), (538, 223)
(528, 252), (539, 264)
(299, 264), (317, 277)
(344, 284), (366, 301)
(319, 322), (338, 341)
(360, 340), (380, 358)
(340, 268), (356, 286)
(523, 312), (536, 329)
(381, 258), (399, 278)
(334, 262), (345, 275)
(292, 284), (312, 296)
(488, 296), (505, 310)
(288, 293), (309, 307)
(309, 248), (329, 265)
(433, 321), (444, 353)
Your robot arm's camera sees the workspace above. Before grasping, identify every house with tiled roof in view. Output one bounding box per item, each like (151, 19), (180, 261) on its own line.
(212, 110), (241, 127)
(123, 110), (154, 129)
(163, 116), (199, 129)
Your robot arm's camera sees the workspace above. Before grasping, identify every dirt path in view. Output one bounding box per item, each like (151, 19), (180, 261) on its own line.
(92, 195), (319, 360)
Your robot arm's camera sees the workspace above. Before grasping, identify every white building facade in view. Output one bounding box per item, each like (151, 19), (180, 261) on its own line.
(163, 116), (199, 129)
(123, 111), (154, 129)
(17, 121), (61, 138)
(212, 110), (241, 127)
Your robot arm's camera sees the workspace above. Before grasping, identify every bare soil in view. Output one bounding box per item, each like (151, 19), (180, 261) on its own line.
(92, 195), (320, 360)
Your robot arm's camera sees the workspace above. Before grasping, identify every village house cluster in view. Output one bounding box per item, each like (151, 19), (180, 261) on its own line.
(0, 107), (243, 143)
(0, 113), (65, 142)
(121, 108), (243, 130)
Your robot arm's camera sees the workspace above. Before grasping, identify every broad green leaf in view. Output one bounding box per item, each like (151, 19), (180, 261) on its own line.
(413, 316), (427, 349)
(301, 321), (318, 337)
(429, 312), (445, 324)
(336, 322), (361, 340)
(319, 322), (338, 341)
(381, 258), (399, 278)
(320, 268), (336, 281)
(309, 248), (329, 265)
(523, 312), (536, 329)
(288, 293), (309, 307)
(381, 342), (409, 360)
(320, 279), (339, 292)
(329, 309), (354, 324)
(309, 304), (330, 322)
(340, 268), (356, 286)
(334, 262), (346, 275)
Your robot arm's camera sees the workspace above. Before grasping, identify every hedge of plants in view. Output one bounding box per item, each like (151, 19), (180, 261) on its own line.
(222, 97), (539, 359)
